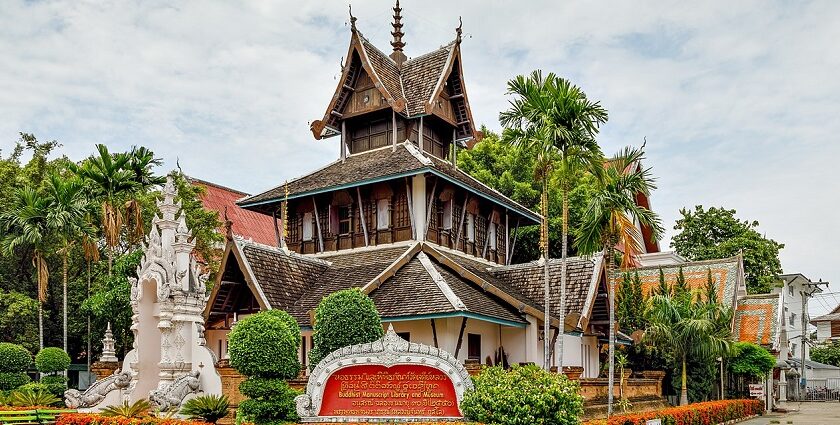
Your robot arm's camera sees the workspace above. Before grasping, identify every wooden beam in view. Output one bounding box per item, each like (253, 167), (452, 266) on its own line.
(431, 319), (439, 348)
(505, 211), (509, 261)
(330, 110), (343, 118)
(419, 116), (424, 153)
(405, 177), (415, 239)
(357, 186), (369, 246)
(340, 120), (347, 162)
(312, 197), (324, 253)
(508, 218), (520, 266)
(272, 209), (281, 248)
(454, 317), (468, 358)
(392, 110), (397, 151)
(454, 195), (469, 250)
(451, 128), (457, 165)
(424, 177), (438, 238)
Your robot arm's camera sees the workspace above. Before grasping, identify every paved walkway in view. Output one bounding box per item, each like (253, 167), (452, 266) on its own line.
(740, 402), (840, 425)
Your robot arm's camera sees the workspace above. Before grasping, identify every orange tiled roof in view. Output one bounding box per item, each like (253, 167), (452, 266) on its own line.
(733, 294), (782, 348)
(191, 178), (279, 246)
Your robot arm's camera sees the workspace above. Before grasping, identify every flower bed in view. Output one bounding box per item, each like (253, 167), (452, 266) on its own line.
(57, 413), (212, 425)
(583, 399), (763, 425)
(0, 406), (73, 411)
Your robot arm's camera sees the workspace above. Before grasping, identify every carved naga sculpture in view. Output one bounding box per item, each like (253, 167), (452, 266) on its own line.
(64, 370), (132, 409)
(149, 370), (201, 412)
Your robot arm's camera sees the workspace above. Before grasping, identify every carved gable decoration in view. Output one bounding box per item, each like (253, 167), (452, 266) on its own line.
(295, 325), (472, 422)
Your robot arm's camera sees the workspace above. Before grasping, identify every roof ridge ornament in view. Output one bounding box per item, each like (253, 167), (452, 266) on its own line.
(456, 16), (463, 44)
(389, 0), (407, 66)
(349, 4), (356, 31)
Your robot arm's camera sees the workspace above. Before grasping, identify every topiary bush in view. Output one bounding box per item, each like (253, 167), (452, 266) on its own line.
(228, 310), (301, 379)
(39, 375), (68, 397)
(309, 288), (383, 369)
(728, 341), (776, 379)
(0, 372), (31, 391)
(462, 364), (584, 425)
(0, 342), (32, 374)
(35, 347), (71, 375)
(228, 310), (301, 424)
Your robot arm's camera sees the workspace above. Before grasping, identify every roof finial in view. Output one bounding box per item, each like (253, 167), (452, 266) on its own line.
(349, 4), (356, 31)
(456, 16), (463, 44)
(389, 0), (407, 66)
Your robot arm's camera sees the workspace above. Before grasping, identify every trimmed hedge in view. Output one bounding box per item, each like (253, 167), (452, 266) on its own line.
(35, 348), (71, 375)
(462, 364), (584, 425)
(586, 399), (764, 425)
(0, 372), (31, 391)
(227, 310), (300, 379)
(309, 289), (383, 369)
(0, 343), (32, 373)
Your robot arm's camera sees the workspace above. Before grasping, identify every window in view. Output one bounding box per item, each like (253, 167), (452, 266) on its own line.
(338, 205), (352, 235)
(441, 199), (453, 230)
(301, 336), (308, 367)
(489, 222), (497, 250)
(788, 283), (794, 296)
(302, 212), (313, 241)
(376, 199), (390, 230)
(791, 313), (797, 324)
(467, 333), (481, 360)
(792, 343), (797, 353)
(466, 213), (475, 242)
(397, 332), (411, 342)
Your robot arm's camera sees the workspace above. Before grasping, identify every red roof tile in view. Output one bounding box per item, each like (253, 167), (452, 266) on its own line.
(191, 178), (279, 246)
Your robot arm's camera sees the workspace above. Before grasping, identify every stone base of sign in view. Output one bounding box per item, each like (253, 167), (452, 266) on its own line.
(295, 325), (473, 423)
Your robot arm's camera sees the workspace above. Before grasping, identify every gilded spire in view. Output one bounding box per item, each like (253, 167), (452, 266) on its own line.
(390, 0), (407, 66)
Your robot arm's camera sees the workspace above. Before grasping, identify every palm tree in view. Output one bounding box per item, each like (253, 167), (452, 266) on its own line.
(0, 185), (52, 350)
(500, 71), (607, 370)
(124, 146), (165, 244)
(645, 292), (732, 405)
(70, 144), (136, 275)
(43, 172), (90, 352)
(575, 146), (663, 416)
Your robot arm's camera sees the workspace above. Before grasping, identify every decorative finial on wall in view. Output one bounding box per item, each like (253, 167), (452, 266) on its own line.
(390, 0), (407, 66)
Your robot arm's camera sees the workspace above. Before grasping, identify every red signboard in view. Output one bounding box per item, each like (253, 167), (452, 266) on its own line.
(318, 364), (461, 418)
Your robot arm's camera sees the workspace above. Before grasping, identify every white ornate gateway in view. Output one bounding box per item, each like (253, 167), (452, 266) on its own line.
(296, 325), (473, 422)
(65, 177), (222, 411)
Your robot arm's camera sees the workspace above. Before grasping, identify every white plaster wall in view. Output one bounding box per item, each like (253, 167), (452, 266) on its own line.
(815, 322), (832, 342)
(500, 325), (526, 365)
(385, 318), (516, 366)
(205, 329), (229, 360)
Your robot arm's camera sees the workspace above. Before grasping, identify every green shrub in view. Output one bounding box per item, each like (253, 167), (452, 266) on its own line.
(100, 399), (151, 418)
(237, 379), (299, 425)
(228, 310), (301, 379)
(0, 342), (32, 373)
(728, 342), (777, 379)
(9, 387), (61, 407)
(16, 381), (64, 400)
(180, 394), (230, 424)
(462, 365), (584, 425)
(309, 288), (383, 368)
(39, 375), (68, 397)
(35, 347), (71, 375)
(0, 372), (31, 391)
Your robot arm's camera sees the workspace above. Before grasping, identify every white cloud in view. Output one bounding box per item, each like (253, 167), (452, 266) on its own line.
(1, 0), (838, 313)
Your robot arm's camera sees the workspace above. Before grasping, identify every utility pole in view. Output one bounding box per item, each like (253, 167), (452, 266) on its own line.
(799, 278), (828, 398)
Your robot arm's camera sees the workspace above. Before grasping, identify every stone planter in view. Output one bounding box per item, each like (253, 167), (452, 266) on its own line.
(563, 366), (584, 380)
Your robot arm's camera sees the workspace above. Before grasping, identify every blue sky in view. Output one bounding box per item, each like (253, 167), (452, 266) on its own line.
(2, 0), (839, 315)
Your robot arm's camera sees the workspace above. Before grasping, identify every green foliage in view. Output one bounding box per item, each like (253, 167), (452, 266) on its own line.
(238, 378), (299, 425)
(35, 347), (71, 374)
(670, 355), (716, 404)
(811, 340), (840, 367)
(457, 129), (598, 262)
(180, 394), (230, 424)
(0, 372), (31, 391)
(310, 289), (384, 369)
(617, 272), (645, 332)
(228, 310), (300, 379)
(38, 374), (68, 397)
(727, 342), (777, 378)
(9, 387), (61, 407)
(461, 365), (583, 425)
(173, 175), (224, 279)
(674, 267), (689, 300)
(100, 399), (152, 418)
(704, 269), (717, 303)
(80, 250), (141, 356)
(0, 342), (32, 373)
(0, 290), (39, 353)
(671, 206), (784, 294)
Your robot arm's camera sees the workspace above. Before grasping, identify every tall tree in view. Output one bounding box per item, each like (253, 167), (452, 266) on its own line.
(656, 268), (670, 297)
(124, 146), (165, 244)
(646, 293), (732, 405)
(70, 144), (136, 275)
(575, 146), (663, 416)
(670, 206), (783, 294)
(43, 173), (90, 352)
(500, 70), (607, 369)
(0, 185), (52, 350)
